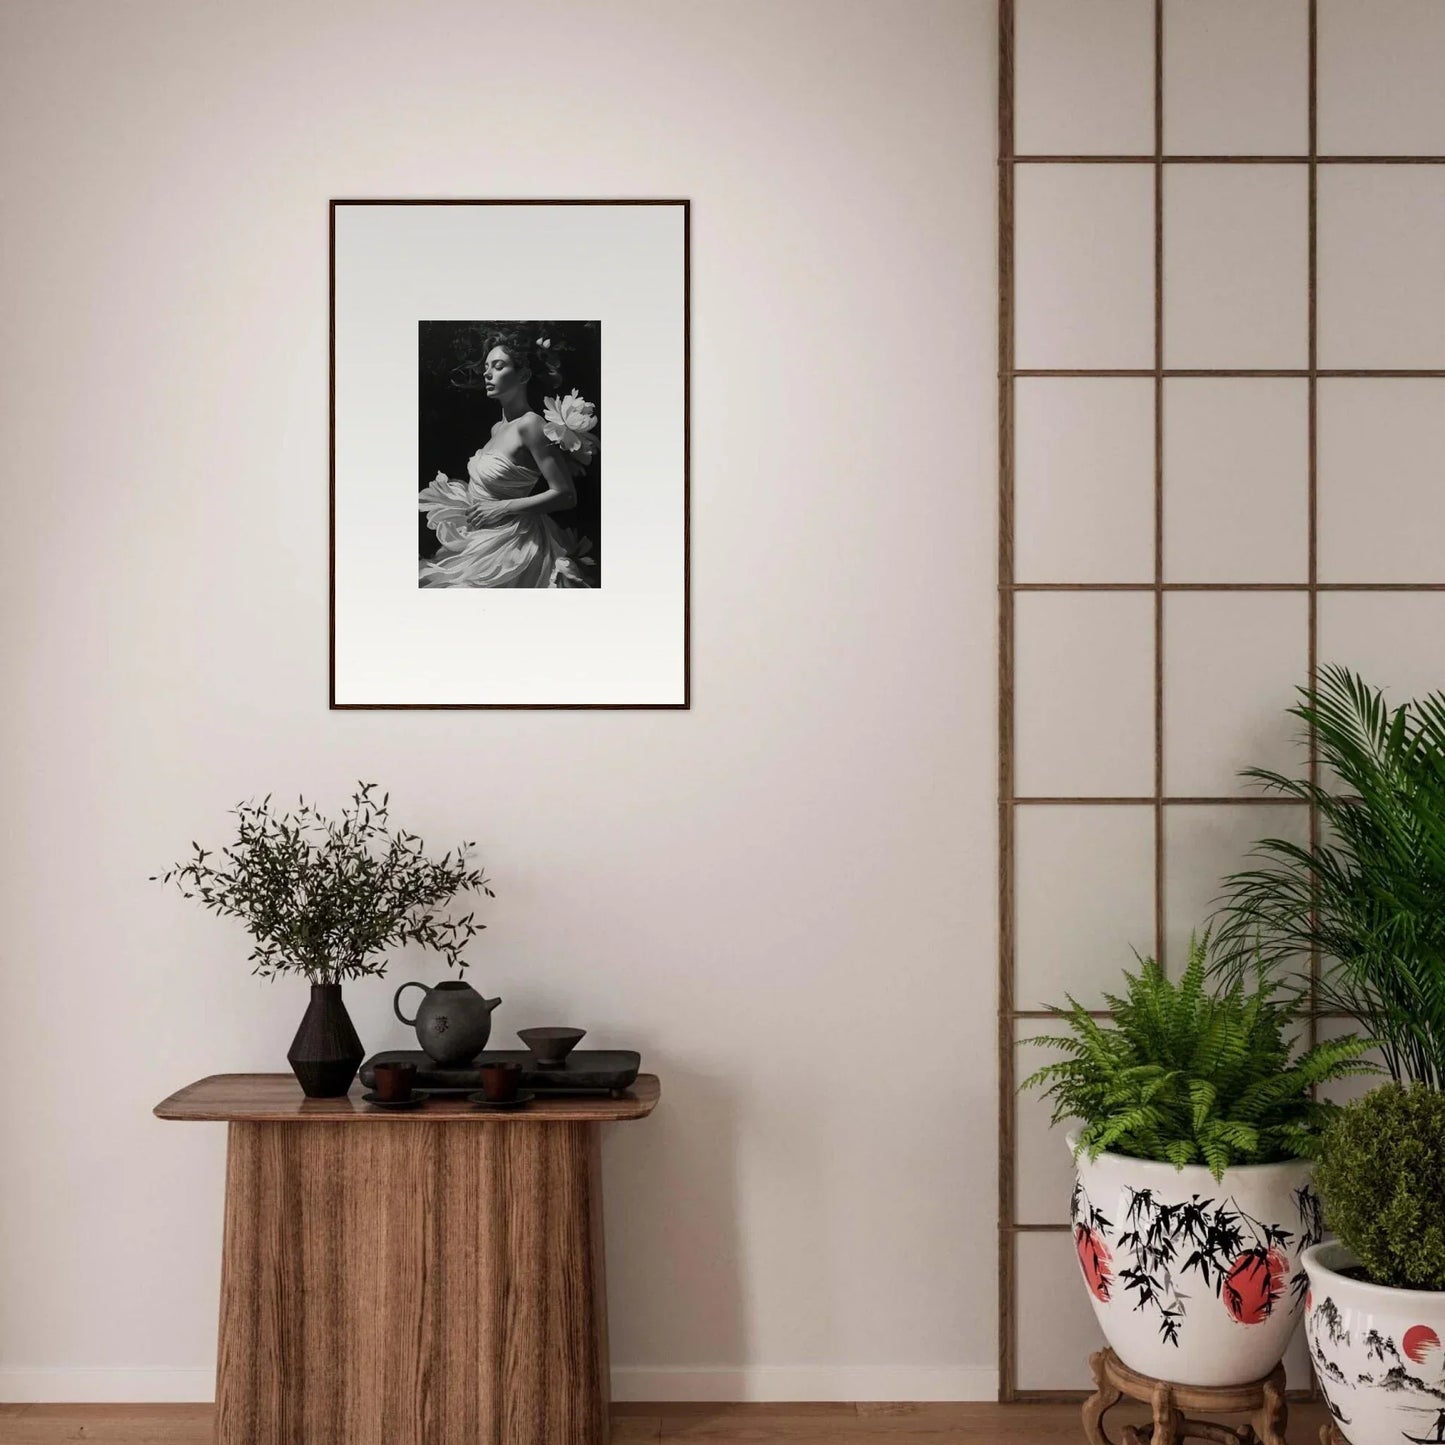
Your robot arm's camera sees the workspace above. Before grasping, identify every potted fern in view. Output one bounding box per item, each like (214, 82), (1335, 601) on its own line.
(1023, 937), (1372, 1387)
(155, 783), (493, 1097)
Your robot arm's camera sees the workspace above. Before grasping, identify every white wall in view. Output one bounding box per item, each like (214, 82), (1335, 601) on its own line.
(0, 0), (1000, 1404)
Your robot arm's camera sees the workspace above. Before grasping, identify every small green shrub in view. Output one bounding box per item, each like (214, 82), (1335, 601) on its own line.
(1314, 1083), (1445, 1291)
(1021, 936), (1375, 1181)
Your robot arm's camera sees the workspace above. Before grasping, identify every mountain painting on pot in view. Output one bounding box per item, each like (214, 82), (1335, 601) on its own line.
(1068, 1138), (1322, 1387)
(1303, 1241), (1445, 1445)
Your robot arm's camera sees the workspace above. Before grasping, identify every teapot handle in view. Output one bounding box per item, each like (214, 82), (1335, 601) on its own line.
(393, 981), (427, 1027)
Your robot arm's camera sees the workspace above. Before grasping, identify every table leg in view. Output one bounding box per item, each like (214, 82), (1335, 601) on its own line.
(215, 1120), (609, 1445)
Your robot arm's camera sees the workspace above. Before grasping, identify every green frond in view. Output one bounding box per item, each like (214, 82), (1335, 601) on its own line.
(1187, 1079), (1216, 1134)
(1021, 924), (1372, 1178)
(1212, 668), (1445, 1090)
(1200, 1137), (1229, 1179)
(1165, 1137), (1200, 1169)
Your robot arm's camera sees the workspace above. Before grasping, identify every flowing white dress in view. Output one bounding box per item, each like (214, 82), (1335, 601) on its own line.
(418, 451), (594, 588)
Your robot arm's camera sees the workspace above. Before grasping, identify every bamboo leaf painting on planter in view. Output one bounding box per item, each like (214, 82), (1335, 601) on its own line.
(1069, 1176), (1322, 1349)
(1107, 1184), (1318, 1347)
(1072, 1181), (1115, 1305)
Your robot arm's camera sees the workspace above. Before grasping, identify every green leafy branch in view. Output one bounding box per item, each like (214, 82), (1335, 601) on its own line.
(153, 782), (494, 984)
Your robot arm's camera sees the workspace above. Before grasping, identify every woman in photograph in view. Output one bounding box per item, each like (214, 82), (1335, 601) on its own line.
(418, 327), (597, 588)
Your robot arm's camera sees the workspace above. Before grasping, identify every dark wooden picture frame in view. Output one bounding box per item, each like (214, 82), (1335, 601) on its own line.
(329, 198), (690, 710)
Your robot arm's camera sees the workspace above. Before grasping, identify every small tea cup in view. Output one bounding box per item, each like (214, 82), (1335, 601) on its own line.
(478, 1061), (523, 1103)
(373, 1061), (417, 1103)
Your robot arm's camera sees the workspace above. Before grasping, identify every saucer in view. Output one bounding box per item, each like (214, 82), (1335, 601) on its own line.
(361, 1091), (426, 1110)
(466, 1090), (536, 1112)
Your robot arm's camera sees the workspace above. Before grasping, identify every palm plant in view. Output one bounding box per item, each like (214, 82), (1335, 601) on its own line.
(1212, 665), (1445, 1089)
(1021, 936), (1373, 1180)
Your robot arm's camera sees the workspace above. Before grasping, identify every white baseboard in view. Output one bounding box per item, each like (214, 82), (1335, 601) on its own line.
(1, 1363), (999, 1406)
(0, 1369), (215, 1403)
(610, 1365), (1000, 1403)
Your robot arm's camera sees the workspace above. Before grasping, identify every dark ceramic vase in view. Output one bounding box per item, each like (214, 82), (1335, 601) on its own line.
(287, 983), (364, 1097)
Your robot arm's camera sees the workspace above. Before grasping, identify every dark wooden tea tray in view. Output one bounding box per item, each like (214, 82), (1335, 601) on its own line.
(360, 1049), (641, 1098)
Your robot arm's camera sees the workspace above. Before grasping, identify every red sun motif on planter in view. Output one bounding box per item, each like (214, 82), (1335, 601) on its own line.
(1404, 1325), (1442, 1365)
(1075, 1225), (1113, 1303)
(1223, 1247), (1288, 1325)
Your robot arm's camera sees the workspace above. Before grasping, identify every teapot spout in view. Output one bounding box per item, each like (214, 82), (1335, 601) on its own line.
(484, 996), (502, 1011)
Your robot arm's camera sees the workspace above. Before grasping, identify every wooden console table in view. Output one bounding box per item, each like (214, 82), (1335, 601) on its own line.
(155, 1073), (660, 1445)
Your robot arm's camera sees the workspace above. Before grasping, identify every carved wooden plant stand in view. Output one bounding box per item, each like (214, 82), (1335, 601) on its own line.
(1082, 1349), (1289, 1445)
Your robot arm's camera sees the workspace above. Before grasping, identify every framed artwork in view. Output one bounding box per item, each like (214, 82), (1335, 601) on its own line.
(330, 199), (689, 708)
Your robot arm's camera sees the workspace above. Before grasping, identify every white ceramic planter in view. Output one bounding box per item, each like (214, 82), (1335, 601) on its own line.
(1303, 1241), (1445, 1445)
(1067, 1135), (1321, 1386)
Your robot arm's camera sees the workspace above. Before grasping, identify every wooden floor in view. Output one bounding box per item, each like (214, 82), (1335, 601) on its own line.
(0, 1399), (1334, 1442)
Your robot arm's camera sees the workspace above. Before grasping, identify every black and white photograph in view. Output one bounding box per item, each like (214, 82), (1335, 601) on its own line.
(418, 320), (602, 589)
(331, 199), (688, 708)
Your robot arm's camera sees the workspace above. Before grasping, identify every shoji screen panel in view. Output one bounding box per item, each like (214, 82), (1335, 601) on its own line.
(998, 0), (1445, 1400)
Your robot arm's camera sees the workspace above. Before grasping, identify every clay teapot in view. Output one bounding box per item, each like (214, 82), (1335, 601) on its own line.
(393, 979), (502, 1066)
